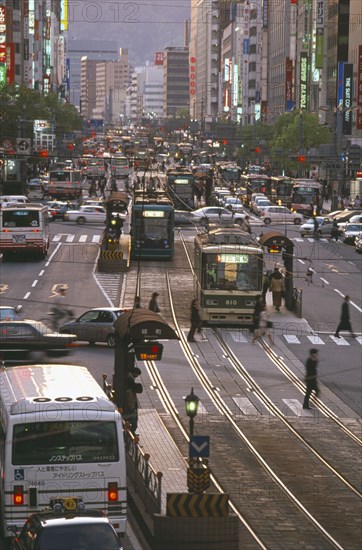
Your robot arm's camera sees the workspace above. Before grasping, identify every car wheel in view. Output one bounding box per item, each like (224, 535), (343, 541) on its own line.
(107, 334), (116, 348)
(264, 218), (271, 225)
(77, 217), (86, 225)
(294, 218), (301, 225)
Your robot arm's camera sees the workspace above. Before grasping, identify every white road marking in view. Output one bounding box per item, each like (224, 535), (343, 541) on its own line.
(92, 235), (101, 243)
(230, 332), (249, 343)
(31, 280), (38, 287)
(307, 335), (325, 345)
(294, 238), (304, 242)
(283, 399), (304, 416)
(79, 235), (88, 242)
(66, 234), (75, 243)
(53, 234), (62, 242)
(320, 278), (329, 285)
(356, 337), (362, 345)
(39, 270), (44, 276)
(23, 292), (31, 300)
(298, 259), (305, 264)
(334, 289), (362, 312)
(284, 335), (301, 344)
(329, 335), (349, 345)
(232, 397), (259, 415)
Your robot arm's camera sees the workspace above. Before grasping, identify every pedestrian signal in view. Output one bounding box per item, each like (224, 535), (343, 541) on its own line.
(134, 342), (163, 361)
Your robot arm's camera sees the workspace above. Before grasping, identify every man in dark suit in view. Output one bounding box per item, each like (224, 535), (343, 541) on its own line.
(334, 295), (355, 338)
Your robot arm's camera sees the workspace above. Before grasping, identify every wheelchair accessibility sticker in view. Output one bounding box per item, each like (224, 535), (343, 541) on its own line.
(14, 469), (24, 480)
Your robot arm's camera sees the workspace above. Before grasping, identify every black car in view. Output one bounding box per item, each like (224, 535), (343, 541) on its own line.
(11, 508), (121, 550)
(0, 320), (77, 362)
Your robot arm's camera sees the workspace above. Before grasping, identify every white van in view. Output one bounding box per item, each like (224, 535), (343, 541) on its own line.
(0, 195), (29, 207)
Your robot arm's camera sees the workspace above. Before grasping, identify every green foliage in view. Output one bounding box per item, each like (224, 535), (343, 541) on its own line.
(0, 85), (83, 142)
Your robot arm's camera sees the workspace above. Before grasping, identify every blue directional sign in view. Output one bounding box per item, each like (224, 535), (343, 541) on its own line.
(189, 435), (210, 458)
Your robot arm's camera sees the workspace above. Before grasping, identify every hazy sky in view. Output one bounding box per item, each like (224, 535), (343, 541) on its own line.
(70, 0), (191, 65)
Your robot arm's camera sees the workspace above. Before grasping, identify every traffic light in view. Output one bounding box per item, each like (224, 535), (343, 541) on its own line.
(268, 245), (282, 253)
(134, 341), (163, 361)
(297, 155), (306, 163)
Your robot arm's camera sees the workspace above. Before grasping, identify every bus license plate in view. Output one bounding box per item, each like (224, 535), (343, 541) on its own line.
(12, 235), (26, 243)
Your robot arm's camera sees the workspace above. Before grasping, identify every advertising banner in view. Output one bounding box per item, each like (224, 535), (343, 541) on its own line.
(299, 52), (309, 110)
(342, 63), (353, 135)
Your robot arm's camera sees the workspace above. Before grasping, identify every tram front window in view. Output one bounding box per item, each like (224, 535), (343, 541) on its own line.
(205, 254), (262, 291)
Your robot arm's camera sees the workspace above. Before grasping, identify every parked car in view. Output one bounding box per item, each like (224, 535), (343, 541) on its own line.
(0, 305), (22, 320)
(337, 214), (362, 231)
(189, 206), (245, 225)
(254, 199), (273, 216)
(63, 205), (107, 224)
(11, 508), (121, 550)
(341, 223), (362, 244)
(334, 209), (362, 225)
(355, 234), (362, 253)
(59, 307), (125, 347)
(260, 206), (304, 224)
(300, 216), (334, 237)
(0, 320), (77, 361)
(224, 197), (245, 213)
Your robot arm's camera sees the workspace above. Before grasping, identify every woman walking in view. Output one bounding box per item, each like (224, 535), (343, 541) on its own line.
(270, 269), (284, 311)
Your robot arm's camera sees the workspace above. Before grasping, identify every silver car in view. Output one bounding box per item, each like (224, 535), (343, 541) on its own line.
(59, 307), (125, 347)
(190, 207), (245, 225)
(300, 216), (334, 237)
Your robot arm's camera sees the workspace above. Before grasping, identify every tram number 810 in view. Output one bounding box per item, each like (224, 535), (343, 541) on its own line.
(225, 299), (238, 306)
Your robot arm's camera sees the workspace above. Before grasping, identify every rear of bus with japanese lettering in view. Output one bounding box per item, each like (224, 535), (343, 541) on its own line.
(0, 204), (49, 258)
(0, 364), (127, 542)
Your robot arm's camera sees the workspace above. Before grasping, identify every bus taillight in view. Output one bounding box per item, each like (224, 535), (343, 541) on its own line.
(13, 485), (24, 505)
(108, 482), (118, 502)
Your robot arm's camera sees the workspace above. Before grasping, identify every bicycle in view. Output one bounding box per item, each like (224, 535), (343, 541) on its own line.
(39, 308), (74, 332)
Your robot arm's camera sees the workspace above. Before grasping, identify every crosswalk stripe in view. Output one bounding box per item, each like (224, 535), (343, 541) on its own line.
(307, 335), (325, 345)
(283, 399), (304, 416)
(79, 235), (87, 242)
(66, 234), (75, 242)
(232, 397), (259, 415)
(230, 331), (249, 343)
(284, 335), (301, 344)
(92, 235), (101, 243)
(356, 336), (362, 346)
(329, 335), (349, 345)
(53, 234), (62, 242)
(294, 238), (304, 242)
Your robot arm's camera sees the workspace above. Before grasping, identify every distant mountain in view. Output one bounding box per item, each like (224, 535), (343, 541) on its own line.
(69, 0), (191, 66)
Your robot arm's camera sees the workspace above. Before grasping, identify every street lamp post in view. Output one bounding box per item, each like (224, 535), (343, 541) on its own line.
(184, 387), (199, 439)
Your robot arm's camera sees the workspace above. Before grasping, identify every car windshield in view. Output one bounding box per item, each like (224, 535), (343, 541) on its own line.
(346, 225), (362, 231)
(38, 523), (119, 550)
(0, 308), (19, 320)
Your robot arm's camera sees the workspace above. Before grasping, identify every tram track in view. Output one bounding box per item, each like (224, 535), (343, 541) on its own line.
(121, 232), (361, 549)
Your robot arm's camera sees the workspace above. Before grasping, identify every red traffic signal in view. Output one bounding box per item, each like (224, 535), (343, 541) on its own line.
(297, 155), (306, 163)
(255, 147), (261, 154)
(40, 150), (48, 158)
(268, 245), (282, 253)
(134, 342), (163, 361)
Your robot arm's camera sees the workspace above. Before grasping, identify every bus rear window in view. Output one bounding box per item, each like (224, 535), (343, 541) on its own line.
(3, 211), (40, 228)
(12, 421), (119, 465)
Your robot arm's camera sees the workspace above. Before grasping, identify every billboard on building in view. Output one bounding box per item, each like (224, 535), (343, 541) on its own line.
(285, 58), (294, 111)
(342, 63), (353, 135)
(299, 52), (309, 110)
(0, 4), (6, 66)
(155, 52), (164, 65)
(315, 0), (324, 69)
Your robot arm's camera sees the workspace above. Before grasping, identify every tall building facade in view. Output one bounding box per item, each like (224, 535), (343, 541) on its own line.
(163, 47), (189, 117)
(1, 0), (63, 93)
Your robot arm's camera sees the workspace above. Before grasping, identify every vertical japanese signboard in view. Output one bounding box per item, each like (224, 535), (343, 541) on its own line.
(315, 0), (324, 69)
(0, 4), (6, 84)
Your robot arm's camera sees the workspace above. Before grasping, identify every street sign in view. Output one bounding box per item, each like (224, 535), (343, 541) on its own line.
(167, 493), (229, 517)
(16, 138), (31, 154)
(190, 435), (210, 458)
(187, 466), (211, 493)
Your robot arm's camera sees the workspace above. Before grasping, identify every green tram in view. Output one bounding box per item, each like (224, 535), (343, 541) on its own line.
(131, 191), (175, 259)
(194, 226), (264, 325)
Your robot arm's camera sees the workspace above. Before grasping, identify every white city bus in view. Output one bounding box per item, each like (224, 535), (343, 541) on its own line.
(0, 364), (127, 541)
(0, 203), (50, 257)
